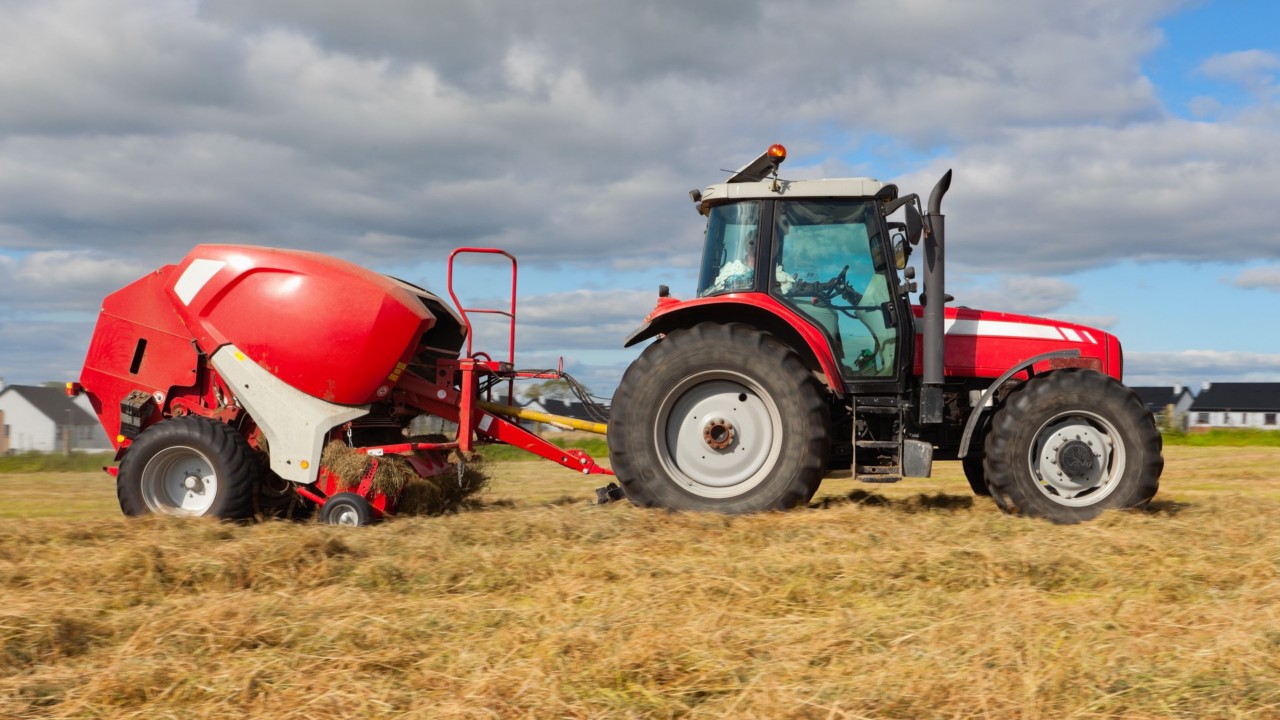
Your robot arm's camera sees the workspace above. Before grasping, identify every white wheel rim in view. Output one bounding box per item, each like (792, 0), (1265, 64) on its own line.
(1027, 410), (1126, 507)
(330, 503), (362, 526)
(141, 445), (219, 516)
(654, 371), (783, 499)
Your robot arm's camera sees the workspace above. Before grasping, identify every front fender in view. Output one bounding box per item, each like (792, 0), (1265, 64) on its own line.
(624, 294), (846, 396)
(958, 349), (1082, 459)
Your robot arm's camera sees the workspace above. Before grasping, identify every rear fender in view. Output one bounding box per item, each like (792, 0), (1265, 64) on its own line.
(624, 295), (845, 397)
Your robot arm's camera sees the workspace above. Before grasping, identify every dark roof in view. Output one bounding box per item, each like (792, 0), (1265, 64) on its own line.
(1189, 383), (1280, 412)
(1131, 386), (1191, 410)
(540, 398), (611, 423)
(0, 385), (99, 426)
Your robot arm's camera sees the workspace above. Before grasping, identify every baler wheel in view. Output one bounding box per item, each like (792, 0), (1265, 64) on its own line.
(117, 416), (259, 519)
(609, 322), (830, 513)
(320, 492), (374, 526)
(983, 369), (1162, 523)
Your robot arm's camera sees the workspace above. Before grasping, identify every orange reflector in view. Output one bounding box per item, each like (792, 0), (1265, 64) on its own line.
(301, 460), (310, 470)
(65, 381), (83, 397)
(767, 144), (787, 162)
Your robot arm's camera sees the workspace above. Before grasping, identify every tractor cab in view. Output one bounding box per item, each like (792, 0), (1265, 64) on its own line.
(693, 148), (911, 384)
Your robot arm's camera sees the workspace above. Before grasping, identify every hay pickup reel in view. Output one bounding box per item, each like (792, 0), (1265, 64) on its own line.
(74, 245), (611, 525)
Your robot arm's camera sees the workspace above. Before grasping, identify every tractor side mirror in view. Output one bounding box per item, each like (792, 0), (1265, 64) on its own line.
(903, 204), (923, 246)
(887, 223), (910, 270)
(893, 239), (908, 270)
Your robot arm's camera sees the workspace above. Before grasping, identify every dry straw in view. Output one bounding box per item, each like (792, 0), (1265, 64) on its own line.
(319, 440), (488, 516)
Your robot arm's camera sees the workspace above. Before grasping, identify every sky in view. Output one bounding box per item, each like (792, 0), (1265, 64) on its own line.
(2, 0), (1279, 399)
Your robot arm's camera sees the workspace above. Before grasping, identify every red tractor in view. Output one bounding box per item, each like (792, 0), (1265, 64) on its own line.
(607, 145), (1162, 523)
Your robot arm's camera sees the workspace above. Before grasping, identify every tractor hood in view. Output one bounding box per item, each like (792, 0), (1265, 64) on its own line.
(914, 305), (1122, 381)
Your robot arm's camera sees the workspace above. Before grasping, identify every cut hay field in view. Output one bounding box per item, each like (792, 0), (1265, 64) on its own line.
(2, 446), (1280, 719)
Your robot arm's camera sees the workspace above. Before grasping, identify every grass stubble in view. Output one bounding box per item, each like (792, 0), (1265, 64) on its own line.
(0, 446), (1278, 718)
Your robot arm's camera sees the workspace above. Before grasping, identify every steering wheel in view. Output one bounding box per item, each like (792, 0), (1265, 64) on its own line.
(814, 266), (849, 305)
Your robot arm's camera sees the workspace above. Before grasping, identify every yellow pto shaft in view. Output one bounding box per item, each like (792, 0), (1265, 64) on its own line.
(477, 400), (608, 435)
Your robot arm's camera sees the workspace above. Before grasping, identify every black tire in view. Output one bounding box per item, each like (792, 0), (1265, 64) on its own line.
(984, 369), (1162, 523)
(962, 415), (991, 497)
(320, 492), (374, 526)
(256, 470), (315, 521)
(962, 450), (990, 497)
(117, 416), (259, 519)
(608, 322), (831, 513)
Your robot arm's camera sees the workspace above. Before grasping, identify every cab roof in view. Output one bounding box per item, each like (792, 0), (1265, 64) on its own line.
(697, 177), (895, 215)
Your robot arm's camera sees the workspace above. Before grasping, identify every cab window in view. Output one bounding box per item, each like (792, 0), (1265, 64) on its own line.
(770, 200), (897, 377)
(697, 201), (761, 297)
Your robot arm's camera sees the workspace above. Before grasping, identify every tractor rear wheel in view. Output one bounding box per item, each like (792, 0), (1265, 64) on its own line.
(609, 323), (830, 513)
(984, 369), (1162, 523)
(117, 416), (259, 519)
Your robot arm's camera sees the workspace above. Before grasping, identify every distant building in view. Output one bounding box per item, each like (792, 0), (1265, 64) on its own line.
(1187, 382), (1280, 432)
(1131, 384), (1195, 430)
(0, 384), (113, 452)
(523, 397), (610, 431)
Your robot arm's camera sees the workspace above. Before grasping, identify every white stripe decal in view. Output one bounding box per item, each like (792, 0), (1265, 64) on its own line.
(1081, 330), (1097, 344)
(174, 259), (225, 305)
(1060, 327), (1082, 343)
(939, 318), (1065, 341)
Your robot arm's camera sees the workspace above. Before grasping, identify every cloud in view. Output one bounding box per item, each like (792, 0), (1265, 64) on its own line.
(953, 276), (1078, 316)
(1126, 349), (1280, 386)
(1198, 49), (1280, 90)
(1232, 265), (1280, 292)
(0, 251), (146, 313)
(0, 0), (1187, 268)
(896, 119), (1280, 274)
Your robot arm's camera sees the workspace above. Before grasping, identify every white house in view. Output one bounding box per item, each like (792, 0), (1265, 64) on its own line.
(0, 384), (113, 452)
(1132, 384), (1196, 430)
(1187, 382), (1280, 432)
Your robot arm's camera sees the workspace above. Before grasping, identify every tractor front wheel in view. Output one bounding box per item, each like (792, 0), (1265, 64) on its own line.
(984, 369), (1162, 523)
(609, 323), (830, 513)
(117, 416), (259, 519)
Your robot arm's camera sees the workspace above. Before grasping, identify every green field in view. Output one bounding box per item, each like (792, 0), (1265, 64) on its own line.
(2, 446), (1279, 718)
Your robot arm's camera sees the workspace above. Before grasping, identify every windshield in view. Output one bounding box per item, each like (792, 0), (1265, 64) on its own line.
(697, 201), (761, 297)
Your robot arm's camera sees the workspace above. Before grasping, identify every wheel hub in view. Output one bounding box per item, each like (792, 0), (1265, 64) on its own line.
(1030, 414), (1123, 506)
(657, 375), (781, 497)
(1057, 440), (1096, 476)
(702, 417), (736, 450)
(140, 445), (219, 516)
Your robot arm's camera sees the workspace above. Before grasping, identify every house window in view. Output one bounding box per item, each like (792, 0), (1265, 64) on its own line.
(1197, 412), (1209, 424)
(1267, 413), (1277, 426)
(1223, 412), (1231, 425)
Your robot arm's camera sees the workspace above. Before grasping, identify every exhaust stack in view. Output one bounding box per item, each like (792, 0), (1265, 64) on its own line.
(920, 169), (952, 424)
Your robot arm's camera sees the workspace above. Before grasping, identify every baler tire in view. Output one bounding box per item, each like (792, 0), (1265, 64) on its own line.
(983, 369), (1162, 524)
(608, 322), (830, 514)
(320, 492), (374, 527)
(257, 470), (315, 521)
(117, 416), (259, 520)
